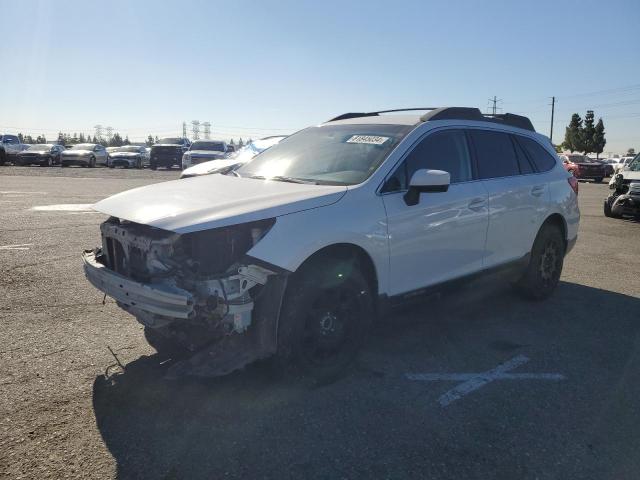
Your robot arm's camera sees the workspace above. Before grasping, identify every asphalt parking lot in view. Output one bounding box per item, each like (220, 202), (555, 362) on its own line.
(1, 166), (639, 479)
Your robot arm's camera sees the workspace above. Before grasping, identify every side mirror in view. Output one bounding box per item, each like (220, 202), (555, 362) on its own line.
(404, 169), (450, 206)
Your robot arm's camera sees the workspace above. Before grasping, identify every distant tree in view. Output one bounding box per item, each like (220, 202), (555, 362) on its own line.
(247, 138), (253, 145)
(73, 133), (78, 143)
(18, 133), (24, 143)
(593, 118), (606, 159)
(238, 137), (244, 147)
(627, 148), (636, 156)
(562, 113), (584, 153)
(23, 135), (35, 144)
(155, 135), (159, 144)
(79, 133), (85, 143)
(124, 136), (130, 145)
(58, 132), (64, 143)
(582, 110), (595, 154)
(229, 138), (235, 146)
(553, 144), (563, 153)
(146, 135), (155, 146)
(36, 135), (47, 144)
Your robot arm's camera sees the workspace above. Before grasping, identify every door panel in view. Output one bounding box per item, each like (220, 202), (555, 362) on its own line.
(383, 182), (489, 296)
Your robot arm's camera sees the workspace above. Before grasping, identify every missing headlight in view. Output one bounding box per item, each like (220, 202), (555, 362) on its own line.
(180, 218), (276, 275)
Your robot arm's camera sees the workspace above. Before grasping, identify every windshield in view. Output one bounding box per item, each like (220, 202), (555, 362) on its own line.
(157, 137), (182, 144)
(191, 141), (225, 151)
(113, 146), (142, 153)
(71, 143), (95, 150)
(26, 145), (53, 151)
(237, 124), (411, 185)
(628, 154), (640, 171)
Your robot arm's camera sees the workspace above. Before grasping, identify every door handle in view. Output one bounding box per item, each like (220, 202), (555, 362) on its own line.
(468, 197), (486, 211)
(531, 185), (545, 197)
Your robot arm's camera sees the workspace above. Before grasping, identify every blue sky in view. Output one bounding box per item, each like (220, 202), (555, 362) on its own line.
(1, 0), (639, 153)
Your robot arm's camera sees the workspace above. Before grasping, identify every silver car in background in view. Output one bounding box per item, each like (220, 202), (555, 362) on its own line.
(107, 145), (146, 169)
(180, 135), (287, 179)
(181, 140), (228, 170)
(60, 143), (108, 168)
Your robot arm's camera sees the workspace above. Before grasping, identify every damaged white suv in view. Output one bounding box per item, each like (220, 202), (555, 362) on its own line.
(83, 107), (579, 378)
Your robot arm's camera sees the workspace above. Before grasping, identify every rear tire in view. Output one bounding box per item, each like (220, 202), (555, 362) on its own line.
(277, 263), (373, 380)
(594, 177), (603, 183)
(0, 150), (6, 166)
(515, 224), (565, 300)
(41, 157), (53, 167)
(61, 162), (69, 168)
(150, 164), (157, 170)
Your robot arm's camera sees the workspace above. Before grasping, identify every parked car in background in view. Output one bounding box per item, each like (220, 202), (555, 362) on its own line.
(60, 143), (108, 167)
(181, 140), (228, 170)
(616, 156), (635, 173)
(0, 134), (27, 165)
(180, 135), (287, 179)
(83, 107), (578, 379)
(226, 144), (236, 153)
(15, 144), (65, 166)
(559, 154), (605, 182)
(605, 155), (640, 218)
(592, 158), (614, 177)
(107, 145), (146, 169)
(144, 147), (151, 166)
(150, 137), (191, 170)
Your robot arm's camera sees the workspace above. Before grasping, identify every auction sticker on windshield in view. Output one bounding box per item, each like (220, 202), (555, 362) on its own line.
(346, 135), (390, 145)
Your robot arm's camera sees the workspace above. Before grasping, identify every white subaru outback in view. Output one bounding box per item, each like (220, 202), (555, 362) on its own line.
(83, 107), (580, 378)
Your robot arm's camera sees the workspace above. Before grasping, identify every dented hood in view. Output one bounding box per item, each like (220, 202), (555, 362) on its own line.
(93, 174), (347, 233)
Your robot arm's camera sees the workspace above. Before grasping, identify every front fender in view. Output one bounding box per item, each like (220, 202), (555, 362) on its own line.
(247, 189), (390, 295)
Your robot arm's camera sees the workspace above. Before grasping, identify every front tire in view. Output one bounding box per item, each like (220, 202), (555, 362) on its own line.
(41, 157), (53, 167)
(0, 150), (6, 166)
(594, 177), (603, 184)
(515, 224), (565, 300)
(88, 156), (96, 168)
(277, 264), (373, 380)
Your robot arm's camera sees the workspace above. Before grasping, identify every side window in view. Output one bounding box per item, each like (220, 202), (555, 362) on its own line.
(511, 135), (535, 174)
(470, 130), (520, 179)
(517, 136), (557, 172)
(383, 130), (473, 193)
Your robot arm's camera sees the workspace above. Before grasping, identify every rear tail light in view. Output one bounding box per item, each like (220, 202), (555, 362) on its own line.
(568, 176), (579, 195)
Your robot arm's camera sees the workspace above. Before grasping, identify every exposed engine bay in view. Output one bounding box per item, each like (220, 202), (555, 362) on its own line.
(83, 216), (288, 377)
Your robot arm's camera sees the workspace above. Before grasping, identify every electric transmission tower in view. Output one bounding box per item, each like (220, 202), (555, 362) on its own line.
(191, 120), (200, 140)
(94, 124), (104, 141)
(105, 126), (113, 143)
(487, 96), (503, 115)
(203, 122), (211, 139)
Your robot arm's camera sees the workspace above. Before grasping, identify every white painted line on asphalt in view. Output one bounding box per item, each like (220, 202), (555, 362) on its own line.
(0, 243), (34, 251)
(0, 191), (48, 196)
(406, 355), (565, 407)
(31, 204), (95, 212)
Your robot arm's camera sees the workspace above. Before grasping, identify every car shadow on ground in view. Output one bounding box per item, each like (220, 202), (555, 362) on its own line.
(92, 280), (640, 480)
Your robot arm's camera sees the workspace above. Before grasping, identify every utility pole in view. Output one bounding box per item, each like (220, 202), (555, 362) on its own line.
(549, 96), (555, 142)
(488, 96), (502, 115)
(203, 122), (211, 140)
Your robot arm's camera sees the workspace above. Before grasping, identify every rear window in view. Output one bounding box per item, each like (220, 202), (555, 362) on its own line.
(470, 130), (520, 179)
(517, 136), (557, 172)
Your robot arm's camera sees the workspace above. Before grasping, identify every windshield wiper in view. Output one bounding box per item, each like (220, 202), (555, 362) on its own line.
(248, 175), (317, 184)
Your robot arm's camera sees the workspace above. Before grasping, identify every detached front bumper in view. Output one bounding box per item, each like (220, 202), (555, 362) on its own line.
(82, 250), (194, 319)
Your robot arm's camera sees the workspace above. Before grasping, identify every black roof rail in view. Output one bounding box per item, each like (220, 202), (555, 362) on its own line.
(328, 107), (535, 132)
(421, 107), (535, 132)
(327, 108), (436, 122)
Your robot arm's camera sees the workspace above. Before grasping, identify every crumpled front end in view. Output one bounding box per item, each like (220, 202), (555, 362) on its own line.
(83, 216), (289, 377)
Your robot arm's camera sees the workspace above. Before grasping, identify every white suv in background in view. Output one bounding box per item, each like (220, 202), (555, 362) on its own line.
(83, 107), (580, 379)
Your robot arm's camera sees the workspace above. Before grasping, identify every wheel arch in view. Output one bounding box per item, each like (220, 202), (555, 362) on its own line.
(292, 243), (379, 298)
(540, 213), (568, 250)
